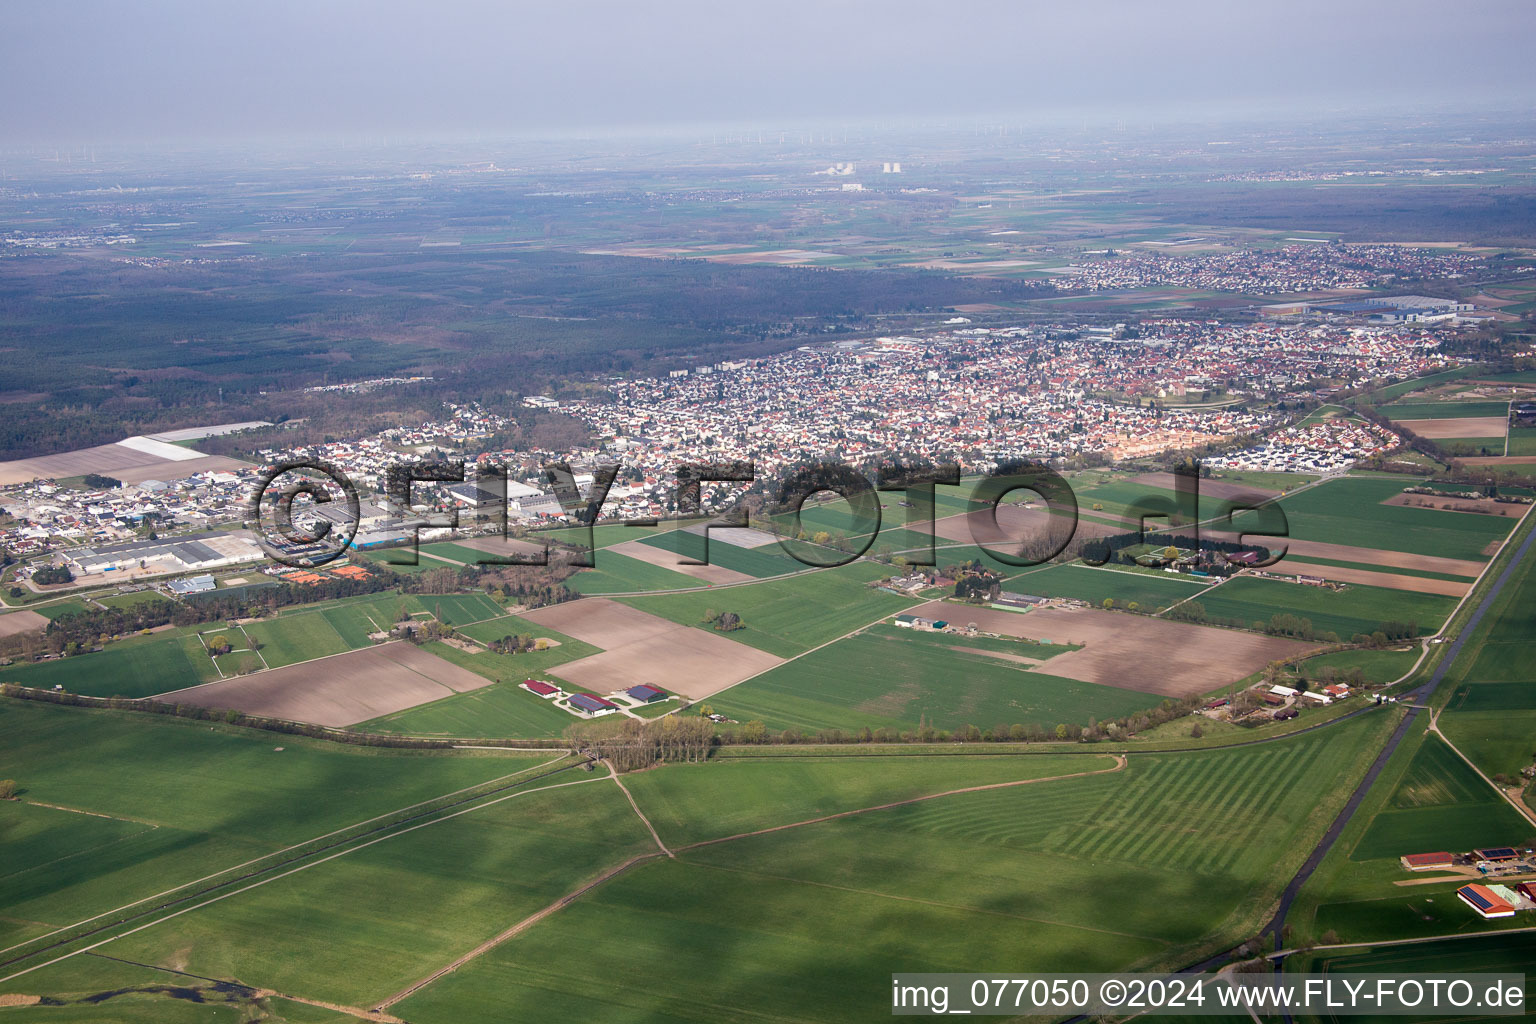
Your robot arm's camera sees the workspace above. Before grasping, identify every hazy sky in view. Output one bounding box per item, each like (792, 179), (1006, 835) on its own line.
(4, 0), (1534, 143)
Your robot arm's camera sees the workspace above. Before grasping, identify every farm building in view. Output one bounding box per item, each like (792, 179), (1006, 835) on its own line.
(993, 592), (1045, 609)
(1269, 684), (1298, 698)
(893, 615), (943, 630)
(1457, 884), (1516, 919)
(568, 693), (619, 716)
(625, 684), (667, 703)
(1519, 881), (1536, 902)
(521, 679), (560, 698)
(1474, 847), (1519, 863)
(1301, 690), (1332, 706)
(1400, 851), (1454, 871)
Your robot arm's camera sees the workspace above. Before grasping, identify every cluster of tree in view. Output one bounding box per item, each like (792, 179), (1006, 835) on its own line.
(82, 474), (121, 490)
(206, 636), (234, 656)
(1353, 404), (1451, 466)
(1309, 664), (1368, 689)
(0, 569), (392, 664)
(1067, 530), (1251, 576)
(701, 609), (744, 632)
(565, 716), (715, 771)
(31, 565), (74, 585)
(398, 618), (457, 644)
(714, 697), (1206, 747)
(0, 683), (459, 748)
(1353, 621), (1419, 645)
(1164, 601), (1347, 643)
(953, 567), (1003, 604)
(486, 634), (541, 654)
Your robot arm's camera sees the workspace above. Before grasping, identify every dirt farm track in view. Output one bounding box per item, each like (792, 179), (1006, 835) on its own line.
(156, 642), (496, 728)
(903, 601), (1317, 697)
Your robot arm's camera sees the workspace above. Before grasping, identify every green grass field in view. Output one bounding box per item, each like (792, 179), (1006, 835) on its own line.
(240, 610), (351, 668)
(1379, 400), (1510, 419)
(1007, 562), (1209, 608)
(1295, 934), (1536, 1024)
(1299, 646), (1420, 685)
(566, 549), (707, 594)
(2, 631), (214, 698)
(1194, 576), (1456, 639)
(619, 561), (918, 658)
(1230, 476), (1512, 562)
(0, 699), (549, 950)
(638, 529), (814, 577)
(707, 624), (1161, 733)
(395, 718), (1387, 1024)
(618, 753), (1090, 847)
(98, 779), (655, 1009)
(358, 620), (600, 739)
(407, 591), (505, 625)
(1348, 736), (1529, 861)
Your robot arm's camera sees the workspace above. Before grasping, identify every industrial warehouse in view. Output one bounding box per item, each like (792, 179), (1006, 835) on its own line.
(63, 531), (264, 580)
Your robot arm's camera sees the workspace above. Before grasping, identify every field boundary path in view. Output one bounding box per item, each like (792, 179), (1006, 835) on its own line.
(374, 755), (1125, 1012)
(1260, 507), (1536, 952)
(1427, 708), (1536, 829)
(608, 763), (674, 857)
(679, 753), (1126, 853)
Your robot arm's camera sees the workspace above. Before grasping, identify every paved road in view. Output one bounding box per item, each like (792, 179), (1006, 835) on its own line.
(1260, 516), (1536, 952)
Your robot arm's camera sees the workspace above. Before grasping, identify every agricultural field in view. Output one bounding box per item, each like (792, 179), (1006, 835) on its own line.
(706, 625), (1169, 733)
(93, 780), (656, 1010)
(1293, 934), (1536, 1024)
(1347, 735), (1531, 861)
(2, 629), (215, 698)
(637, 530), (810, 578)
(566, 548), (708, 594)
(520, 598), (784, 700)
(1007, 562), (1209, 609)
(1377, 399), (1511, 420)
(618, 560), (919, 658)
(393, 718), (1388, 1024)
(1297, 646), (1420, 686)
(1435, 509), (1536, 788)
(1225, 475), (1515, 563)
(0, 699), (550, 951)
(1193, 576), (1458, 639)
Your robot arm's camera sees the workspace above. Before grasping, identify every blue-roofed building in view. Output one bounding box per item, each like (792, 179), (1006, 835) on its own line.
(626, 684), (667, 704)
(568, 693), (619, 716)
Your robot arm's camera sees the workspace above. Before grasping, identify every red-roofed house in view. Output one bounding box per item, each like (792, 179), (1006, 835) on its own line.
(1400, 851), (1453, 871)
